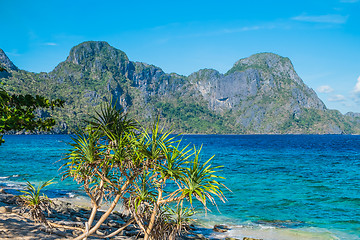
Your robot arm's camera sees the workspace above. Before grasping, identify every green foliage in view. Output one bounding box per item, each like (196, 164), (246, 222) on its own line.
(293, 109), (321, 129)
(0, 66), (64, 145)
(17, 180), (53, 224)
(181, 147), (225, 207)
(154, 99), (234, 134)
(0, 89), (64, 145)
(165, 203), (196, 230)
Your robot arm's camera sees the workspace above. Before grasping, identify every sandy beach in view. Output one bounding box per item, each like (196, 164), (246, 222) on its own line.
(0, 189), (267, 240)
(0, 212), (70, 240)
(0, 189), (139, 240)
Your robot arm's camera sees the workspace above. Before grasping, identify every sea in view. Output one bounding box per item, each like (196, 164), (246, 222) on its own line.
(0, 134), (360, 240)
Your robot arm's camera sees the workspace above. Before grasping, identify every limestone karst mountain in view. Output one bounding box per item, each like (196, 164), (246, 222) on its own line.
(1, 41), (360, 134)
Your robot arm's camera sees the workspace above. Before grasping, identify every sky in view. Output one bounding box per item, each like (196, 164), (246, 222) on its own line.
(1, 0), (359, 113)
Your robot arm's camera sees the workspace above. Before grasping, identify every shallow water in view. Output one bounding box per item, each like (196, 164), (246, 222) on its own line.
(1, 134), (360, 239)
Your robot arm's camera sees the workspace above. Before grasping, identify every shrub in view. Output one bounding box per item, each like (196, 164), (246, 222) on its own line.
(17, 180), (53, 224)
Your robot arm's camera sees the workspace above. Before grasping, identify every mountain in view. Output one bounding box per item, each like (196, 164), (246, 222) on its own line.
(0, 49), (17, 71)
(1, 41), (360, 134)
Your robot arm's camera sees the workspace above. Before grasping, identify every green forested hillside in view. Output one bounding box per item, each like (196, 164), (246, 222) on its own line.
(1, 41), (360, 134)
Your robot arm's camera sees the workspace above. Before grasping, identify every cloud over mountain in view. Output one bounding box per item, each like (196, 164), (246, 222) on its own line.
(318, 85), (334, 93)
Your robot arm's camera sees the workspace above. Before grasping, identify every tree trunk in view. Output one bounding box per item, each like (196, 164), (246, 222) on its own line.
(73, 194), (121, 240)
(102, 218), (134, 238)
(144, 188), (163, 240)
(87, 180), (104, 228)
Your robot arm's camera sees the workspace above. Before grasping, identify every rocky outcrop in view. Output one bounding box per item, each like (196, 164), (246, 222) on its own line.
(131, 62), (188, 98)
(345, 112), (360, 118)
(345, 112), (360, 125)
(0, 49), (18, 71)
(189, 53), (326, 113)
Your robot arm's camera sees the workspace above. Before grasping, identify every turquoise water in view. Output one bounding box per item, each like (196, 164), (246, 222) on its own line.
(1, 134), (360, 239)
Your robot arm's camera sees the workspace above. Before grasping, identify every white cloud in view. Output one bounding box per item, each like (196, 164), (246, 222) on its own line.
(328, 94), (346, 102)
(44, 42), (57, 46)
(222, 26), (262, 33)
(317, 85), (334, 93)
(340, 0), (359, 3)
(292, 14), (348, 24)
(354, 76), (360, 94)
(5, 50), (21, 57)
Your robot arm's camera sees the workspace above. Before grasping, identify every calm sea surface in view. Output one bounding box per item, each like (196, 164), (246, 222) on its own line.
(1, 134), (360, 240)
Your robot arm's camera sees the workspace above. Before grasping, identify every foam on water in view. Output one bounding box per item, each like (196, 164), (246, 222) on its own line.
(0, 174), (20, 180)
(210, 225), (340, 240)
(67, 192), (76, 198)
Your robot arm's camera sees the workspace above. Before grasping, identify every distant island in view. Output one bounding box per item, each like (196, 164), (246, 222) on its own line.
(1, 41), (360, 134)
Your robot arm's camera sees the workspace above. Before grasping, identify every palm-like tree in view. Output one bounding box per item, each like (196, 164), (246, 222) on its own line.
(181, 146), (227, 209)
(64, 103), (140, 239)
(126, 122), (227, 240)
(18, 180), (53, 224)
(63, 103), (227, 240)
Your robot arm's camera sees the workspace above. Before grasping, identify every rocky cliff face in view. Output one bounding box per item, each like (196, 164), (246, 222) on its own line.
(1, 41), (359, 134)
(0, 49), (18, 78)
(0, 49), (18, 71)
(187, 53), (334, 133)
(189, 53), (325, 112)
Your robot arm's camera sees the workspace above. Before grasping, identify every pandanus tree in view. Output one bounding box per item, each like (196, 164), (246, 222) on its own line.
(63, 103), (227, 240)
(63, 104), (140, 239)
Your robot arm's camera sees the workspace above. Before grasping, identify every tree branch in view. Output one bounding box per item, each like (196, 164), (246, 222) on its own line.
(102, 218), (134, 238)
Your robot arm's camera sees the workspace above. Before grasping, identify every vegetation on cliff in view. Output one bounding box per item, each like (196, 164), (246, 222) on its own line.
(1, 41), (360, 134)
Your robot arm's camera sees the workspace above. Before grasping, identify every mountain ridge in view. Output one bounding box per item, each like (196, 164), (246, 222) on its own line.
(1, 41), (360, 134)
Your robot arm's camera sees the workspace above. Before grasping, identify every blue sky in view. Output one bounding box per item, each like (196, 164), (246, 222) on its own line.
(1, 0), (359, 113)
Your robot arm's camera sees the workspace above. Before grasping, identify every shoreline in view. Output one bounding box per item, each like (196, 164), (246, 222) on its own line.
(0, 175), (351, 240)
(0, 188), (344, 240)
(0, 189), (222, 240)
